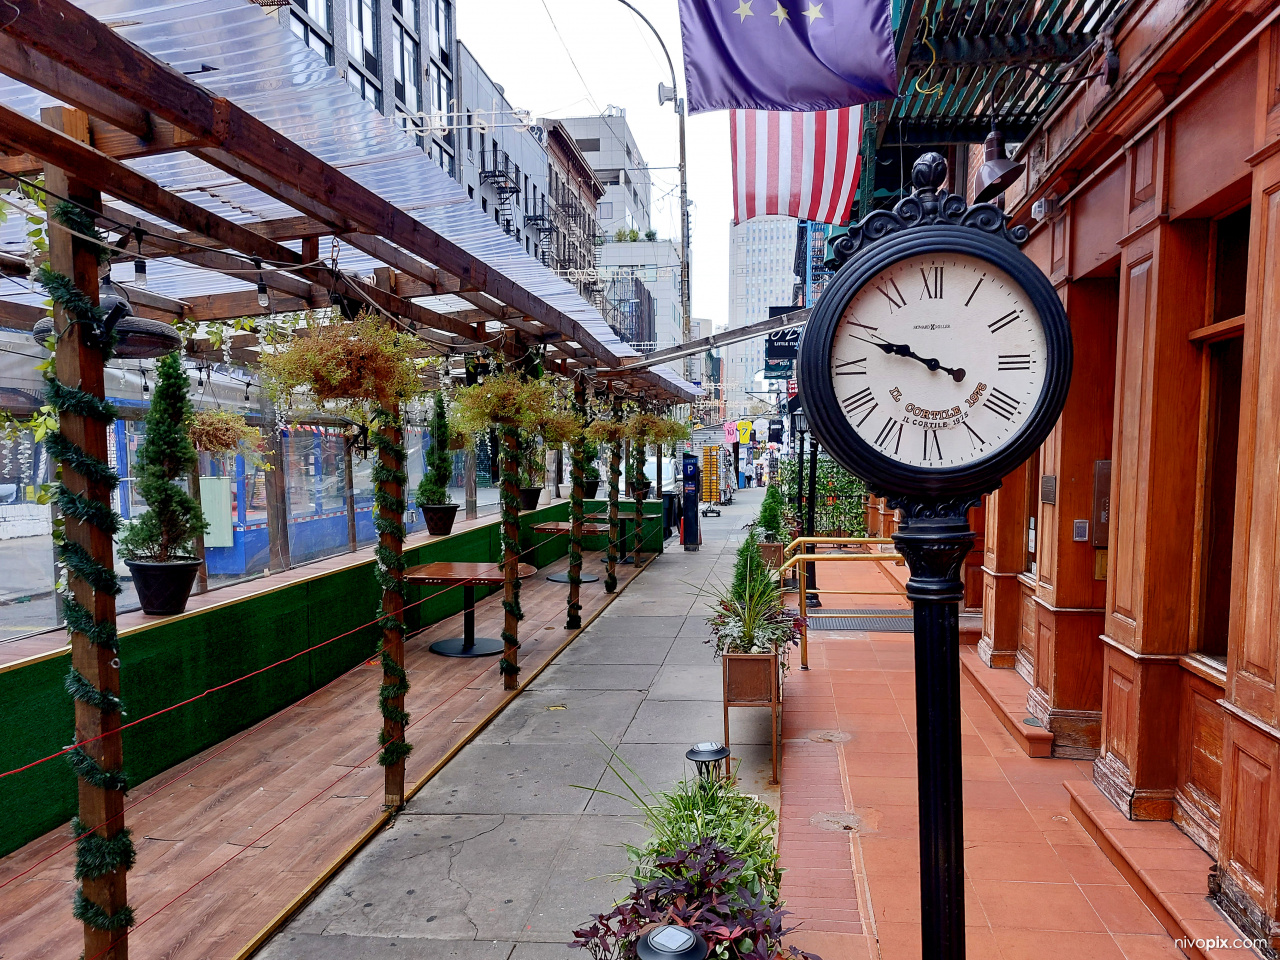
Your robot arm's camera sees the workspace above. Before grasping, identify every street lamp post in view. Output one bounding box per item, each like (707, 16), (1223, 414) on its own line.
(613, 0), (692, 385)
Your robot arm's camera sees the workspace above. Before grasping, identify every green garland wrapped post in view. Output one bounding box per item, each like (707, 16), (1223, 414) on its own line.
(372, 405), (410, 808)
(632, 429), (647, 563)
(605, 399), (623, 594)
(566, 379), (587, 629)
(500, 423), (524, 689)
(43, 182), (135, 954)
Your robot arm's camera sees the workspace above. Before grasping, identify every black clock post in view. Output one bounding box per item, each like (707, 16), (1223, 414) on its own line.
(796, 153), (1073, 960)
(890, 498), (978, 960)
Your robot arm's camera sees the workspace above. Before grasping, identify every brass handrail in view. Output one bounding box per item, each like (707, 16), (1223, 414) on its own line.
(778, 552), (908, 670)
(783, 535), (896, 558)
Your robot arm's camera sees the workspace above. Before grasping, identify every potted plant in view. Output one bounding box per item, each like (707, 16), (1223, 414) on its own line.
(415, 390), (458, 535)
(517, 433), (545, 510)
(119, 353), (209, 615)
(582, 437), (601, 499)
(758, 485), (786, 568)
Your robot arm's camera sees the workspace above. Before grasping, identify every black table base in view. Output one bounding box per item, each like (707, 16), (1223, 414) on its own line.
(427, 583), (503, 658)
(547, 571), (600, 583)
(428, 636), (504, 658)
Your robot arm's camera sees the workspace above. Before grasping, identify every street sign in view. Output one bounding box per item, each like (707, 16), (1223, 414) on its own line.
(764, 357), (794, 380)
(765, 326), (802, 361)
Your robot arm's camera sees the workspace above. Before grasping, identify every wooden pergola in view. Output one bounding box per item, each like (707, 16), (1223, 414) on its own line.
(0, 3), (695, 957)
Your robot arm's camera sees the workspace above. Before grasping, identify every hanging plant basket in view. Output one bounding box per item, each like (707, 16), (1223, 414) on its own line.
(259, 311), (422, 409)
(583, 478), (601, 498)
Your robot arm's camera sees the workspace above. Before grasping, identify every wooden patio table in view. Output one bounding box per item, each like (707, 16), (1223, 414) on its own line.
(586, 512), (637, 565)
(531, 521), (608, 583)
(405, 561), (536, 658)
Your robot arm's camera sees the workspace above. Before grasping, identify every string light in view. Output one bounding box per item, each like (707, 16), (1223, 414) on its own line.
(254, 258), (269, 309)
(132, 228), (147, 289)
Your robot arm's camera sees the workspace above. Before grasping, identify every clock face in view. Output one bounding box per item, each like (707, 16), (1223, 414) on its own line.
(828, 252), (1047, 470)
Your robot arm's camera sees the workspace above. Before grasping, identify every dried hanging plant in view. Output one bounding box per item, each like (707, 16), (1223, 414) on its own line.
(188, 409), (271, 472)
(258, 311), (422, 409)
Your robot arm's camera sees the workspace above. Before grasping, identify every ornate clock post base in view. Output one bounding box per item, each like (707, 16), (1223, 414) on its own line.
(891, 498), (979, 960)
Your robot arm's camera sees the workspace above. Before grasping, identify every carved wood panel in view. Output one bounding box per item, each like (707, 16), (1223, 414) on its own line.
(1104, 651), (1136, 768)
(1220, 716), (1279, 912)
(1240, 184), (1280, 705)
(1108, 253), (1153, 635)
(1175, 669), (1226, 855)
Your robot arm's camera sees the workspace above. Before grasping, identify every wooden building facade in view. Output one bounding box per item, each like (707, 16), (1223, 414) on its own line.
(955, 0), (1280, 947)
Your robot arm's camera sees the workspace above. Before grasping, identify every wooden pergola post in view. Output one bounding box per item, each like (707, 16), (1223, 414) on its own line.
(45, 106), (129, 960)
(566, 378), (586, 629)
(376, 404), (407, 808)
(605, 398), (623, 594)
(633, 433), (646, 564)
(501, 422), (522, 689)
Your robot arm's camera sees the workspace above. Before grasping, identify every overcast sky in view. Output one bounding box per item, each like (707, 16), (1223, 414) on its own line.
(456, 0), (733, 331)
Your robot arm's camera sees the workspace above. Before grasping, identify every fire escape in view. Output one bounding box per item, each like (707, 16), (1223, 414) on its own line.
(480, 143), (520, 235)
(524, 195), (555, 266)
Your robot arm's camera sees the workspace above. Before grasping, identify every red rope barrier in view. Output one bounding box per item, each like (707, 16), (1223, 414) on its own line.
(0, 522), (649, 782)
(82, 649), (498, 960)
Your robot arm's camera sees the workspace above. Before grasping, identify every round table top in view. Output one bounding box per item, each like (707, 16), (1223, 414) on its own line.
(585, 513), (637, 522)
(404, 561), (536, 585)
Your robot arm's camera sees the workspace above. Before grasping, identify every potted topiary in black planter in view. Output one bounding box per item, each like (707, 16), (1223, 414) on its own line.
(582, 438), (601, 499)
(119, 352), (209, 616)
(416, 390), (459, 536)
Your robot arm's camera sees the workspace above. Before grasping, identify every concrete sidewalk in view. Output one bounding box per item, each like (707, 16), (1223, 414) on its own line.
(260, 489), (776, 960)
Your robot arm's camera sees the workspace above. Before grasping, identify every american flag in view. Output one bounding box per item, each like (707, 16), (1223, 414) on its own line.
(729, 106), (863, 226)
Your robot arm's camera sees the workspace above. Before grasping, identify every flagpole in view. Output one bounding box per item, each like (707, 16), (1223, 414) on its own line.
(613, 0), (693, 386)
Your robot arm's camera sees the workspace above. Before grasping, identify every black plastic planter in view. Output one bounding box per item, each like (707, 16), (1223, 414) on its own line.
(519, 487), (543, 511)
(419, 503), (459, 536)
(125, 557), (203, 616)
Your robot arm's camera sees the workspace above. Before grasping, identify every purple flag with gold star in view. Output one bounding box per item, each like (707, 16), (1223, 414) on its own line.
(678, 0), (898, 114)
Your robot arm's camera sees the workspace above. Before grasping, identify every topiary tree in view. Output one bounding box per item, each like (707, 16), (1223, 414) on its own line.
(415, 390), (452, 507)
(118, 353), (207, 562)
(758, 491), (784, 542)
(731, 529), (773, 605)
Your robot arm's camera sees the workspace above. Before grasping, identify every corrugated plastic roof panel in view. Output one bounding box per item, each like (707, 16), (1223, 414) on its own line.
(0, 0), (698, 400)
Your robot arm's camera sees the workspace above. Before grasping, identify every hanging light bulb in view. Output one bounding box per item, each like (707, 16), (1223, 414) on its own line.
(244, 381), (251, 403)
(196, 364), (204, 388)
(141, 366), (150, 396)
(254, 258), (269, 309)
(132, 228), (147, 289)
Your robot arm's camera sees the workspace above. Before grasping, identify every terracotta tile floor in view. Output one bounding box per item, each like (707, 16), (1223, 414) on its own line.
(779, 556), (1190, 960)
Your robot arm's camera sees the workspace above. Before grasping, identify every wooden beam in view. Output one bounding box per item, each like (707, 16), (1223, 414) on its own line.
(0, 298), (46, 330)
(0, 106), (481, 342)
(0, 1), (623, 365)
(0, 32), (150, 138)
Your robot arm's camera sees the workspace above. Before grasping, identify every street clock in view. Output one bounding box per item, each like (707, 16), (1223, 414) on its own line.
(794, 152), (1073, 960)
(797, 153), (1072, 503)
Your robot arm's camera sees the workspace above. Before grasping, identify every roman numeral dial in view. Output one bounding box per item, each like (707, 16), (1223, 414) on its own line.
(826, 252), (1048, 470)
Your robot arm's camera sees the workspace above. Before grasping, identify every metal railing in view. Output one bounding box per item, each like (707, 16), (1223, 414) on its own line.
(776, 536), (906, 670)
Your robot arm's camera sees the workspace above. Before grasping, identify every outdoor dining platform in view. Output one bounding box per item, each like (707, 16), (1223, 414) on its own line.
(0, 541), (651, 960)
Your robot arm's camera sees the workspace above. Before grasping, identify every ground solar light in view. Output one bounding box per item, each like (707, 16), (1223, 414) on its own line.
(685, 741), (730, 781)
(635, 924), (708, 960)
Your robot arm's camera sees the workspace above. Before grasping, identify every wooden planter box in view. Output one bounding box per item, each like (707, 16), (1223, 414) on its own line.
(759, 541), (785, 569)
(723, 652), (783, 784)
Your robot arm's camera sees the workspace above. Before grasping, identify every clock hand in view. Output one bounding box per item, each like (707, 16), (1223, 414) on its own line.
(851, 335), (966, 382)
